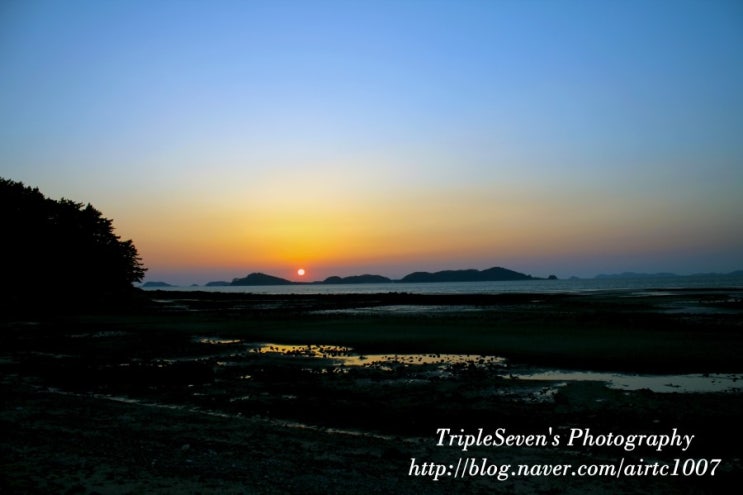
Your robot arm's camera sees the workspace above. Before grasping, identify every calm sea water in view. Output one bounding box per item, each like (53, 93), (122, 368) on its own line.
(144, 277), (743, 393)
(144, 274), (743, 295)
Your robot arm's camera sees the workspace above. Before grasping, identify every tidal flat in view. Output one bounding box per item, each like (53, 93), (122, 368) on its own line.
(1, 289), (742, 494)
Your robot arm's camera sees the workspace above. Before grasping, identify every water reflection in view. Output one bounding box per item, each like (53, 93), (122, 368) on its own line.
(516, 370), (742, 393)
(250, 342), (505, 368)
(197, 337), (242, 345)
(243, 341), (741, 393)
(312, 305), (485, 315)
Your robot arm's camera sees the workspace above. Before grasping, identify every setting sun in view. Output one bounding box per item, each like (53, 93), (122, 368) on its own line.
(297, 268), (306, 277)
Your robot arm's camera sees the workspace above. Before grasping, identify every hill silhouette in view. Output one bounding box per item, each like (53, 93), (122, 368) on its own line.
(322, 274), (392, 284)
(1, 177), (146, 312)
(210, 266), (538, 287)
(231, 273), (292, 286)
(400, 266), (537, 283)
(142, 281), (173, 288)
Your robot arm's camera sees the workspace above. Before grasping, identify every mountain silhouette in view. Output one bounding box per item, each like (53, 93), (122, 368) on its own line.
(216, 266), (539, 287)
(322, 274), (392, 284)
(400, 266), (537, 283)
(141, 281), (173, 287)
(231, 273), (292, 286)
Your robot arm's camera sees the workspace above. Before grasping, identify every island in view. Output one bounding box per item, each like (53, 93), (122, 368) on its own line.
(210, 266), (546, 287)
(141, 281), (173, 288)
(230, 273), (293, 286)
(399, 266), (538, 283)
(321, 274), (392, 284)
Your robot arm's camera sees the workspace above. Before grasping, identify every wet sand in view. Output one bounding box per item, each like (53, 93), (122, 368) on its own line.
(1, 289), (742, 493)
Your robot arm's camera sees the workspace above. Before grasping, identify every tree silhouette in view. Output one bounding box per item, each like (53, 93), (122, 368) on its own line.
(1, 178), (146, 311)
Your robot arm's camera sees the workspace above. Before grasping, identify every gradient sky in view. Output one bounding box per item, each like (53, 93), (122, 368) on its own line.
(2, 0), (742, 284)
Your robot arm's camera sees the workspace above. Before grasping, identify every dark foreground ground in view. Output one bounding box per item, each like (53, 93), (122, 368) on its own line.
(1, 289), (742, 493)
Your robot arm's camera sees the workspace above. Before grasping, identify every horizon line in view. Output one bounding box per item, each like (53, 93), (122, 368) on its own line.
(140, 266), (743, 286)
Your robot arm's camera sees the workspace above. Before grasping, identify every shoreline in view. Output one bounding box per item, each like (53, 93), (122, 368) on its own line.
(138, 287), (743, 374)
(2, 288), (741, 493)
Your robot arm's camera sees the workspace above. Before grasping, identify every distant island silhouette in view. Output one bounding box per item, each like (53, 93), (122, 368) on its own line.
(322, 274), (393, 284)
(141, 265), (743, 288)
(205, 266), (544, 287)
(143, 269), (743, 288)
(400, 266), (537, 283)
(231, 273), (293, 286)
(141, 281), (174, 288)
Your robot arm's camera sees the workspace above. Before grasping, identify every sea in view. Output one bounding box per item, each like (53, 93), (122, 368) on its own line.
(142, 274), (743, 295)
(142, 274), (743, 393)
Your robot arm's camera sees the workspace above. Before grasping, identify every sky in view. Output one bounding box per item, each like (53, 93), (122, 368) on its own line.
(1, 0), (742, 285)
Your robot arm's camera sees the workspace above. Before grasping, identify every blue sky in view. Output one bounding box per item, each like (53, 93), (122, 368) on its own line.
(1, 0), (742, 284)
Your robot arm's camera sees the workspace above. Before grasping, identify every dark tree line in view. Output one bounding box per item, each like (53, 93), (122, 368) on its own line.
(1, 177), (146, 312)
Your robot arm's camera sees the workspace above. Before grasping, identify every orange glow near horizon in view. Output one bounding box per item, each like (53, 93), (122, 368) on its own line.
(3, 1), (743, 285)
(124, 182), (741, 282)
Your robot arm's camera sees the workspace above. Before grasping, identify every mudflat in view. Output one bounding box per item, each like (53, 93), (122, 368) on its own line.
(2, 289), (742, 494)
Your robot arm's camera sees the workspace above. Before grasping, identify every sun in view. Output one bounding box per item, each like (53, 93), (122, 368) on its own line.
(297, 268), (306, 277)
